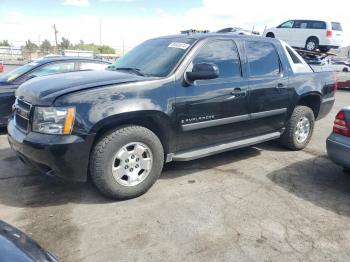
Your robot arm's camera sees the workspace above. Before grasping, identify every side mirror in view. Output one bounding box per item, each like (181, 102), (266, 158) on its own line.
(186, 63), (219, 82)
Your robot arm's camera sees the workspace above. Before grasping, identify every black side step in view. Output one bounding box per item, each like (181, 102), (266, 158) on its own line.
(167, 132), (281, 162)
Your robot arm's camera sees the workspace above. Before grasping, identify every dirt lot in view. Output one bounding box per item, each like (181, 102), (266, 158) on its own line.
(0, 91), (350, 262)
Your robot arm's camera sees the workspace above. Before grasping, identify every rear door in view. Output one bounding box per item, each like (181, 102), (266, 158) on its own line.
(245, 40), (290, 136)
(175, 39), (250, 152)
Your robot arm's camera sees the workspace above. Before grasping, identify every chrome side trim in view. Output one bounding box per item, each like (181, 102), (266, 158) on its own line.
(182, 114), (250, 131)
(250, 108), (287, 120)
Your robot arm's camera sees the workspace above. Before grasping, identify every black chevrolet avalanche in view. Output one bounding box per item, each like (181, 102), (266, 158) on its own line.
(8, 34), (336, 199)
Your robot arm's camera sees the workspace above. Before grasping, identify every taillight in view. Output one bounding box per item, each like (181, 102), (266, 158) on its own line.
(333, 111), (350, 136)
(326, 30), (333, 37)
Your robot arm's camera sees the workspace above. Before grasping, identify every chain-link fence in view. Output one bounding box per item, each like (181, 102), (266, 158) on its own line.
(0, 46), (128, 64)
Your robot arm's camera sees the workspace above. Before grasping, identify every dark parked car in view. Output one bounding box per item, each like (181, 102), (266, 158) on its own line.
(8, 34), (336, 199)
(0, 220), (58, 262)
(0, 57), (110, 127)
(327, 108), (350, 172)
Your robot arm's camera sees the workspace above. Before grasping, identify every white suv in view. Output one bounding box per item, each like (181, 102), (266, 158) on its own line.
(263, 20), (343, 52)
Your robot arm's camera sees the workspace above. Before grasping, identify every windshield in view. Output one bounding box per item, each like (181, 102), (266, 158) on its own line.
(110, 37), (196, 77)
(0, 62), (39, 83)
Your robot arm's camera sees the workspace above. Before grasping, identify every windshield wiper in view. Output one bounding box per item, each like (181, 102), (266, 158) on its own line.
(114, 67), (145, 76)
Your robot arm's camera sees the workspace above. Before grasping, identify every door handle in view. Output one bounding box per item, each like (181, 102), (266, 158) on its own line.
(231, 88), (242, 95)
(277, 83), (284, 88)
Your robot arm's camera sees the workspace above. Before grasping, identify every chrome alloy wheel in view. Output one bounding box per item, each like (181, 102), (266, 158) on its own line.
(306, 41), (316, 51)
(112, 142), (153, 187)
(295, 116), (311, 143)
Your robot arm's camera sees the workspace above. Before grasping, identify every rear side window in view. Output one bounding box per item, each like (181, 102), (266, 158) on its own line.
(308, 21), (327, 29)
(332, 22), (343, 31)
(246, 41), (280, 77)
(193, 40), (242, 78)
(79, 62), (108, 71)
(286, 47), (302, 64)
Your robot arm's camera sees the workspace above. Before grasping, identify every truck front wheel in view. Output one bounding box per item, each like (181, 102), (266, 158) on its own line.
(280, 106), (315, 150)
(90, 125), (164, 200)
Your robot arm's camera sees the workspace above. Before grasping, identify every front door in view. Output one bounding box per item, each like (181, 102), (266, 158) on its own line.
(174, 39), (250, 152)
(275, 20), (295, 44)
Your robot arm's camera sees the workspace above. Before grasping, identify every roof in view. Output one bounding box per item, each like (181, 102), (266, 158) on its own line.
(34, 56), (111, 64)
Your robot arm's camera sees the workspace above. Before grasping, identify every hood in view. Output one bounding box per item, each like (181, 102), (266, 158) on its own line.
(0, 220), (58, 262)
(16, 70), (145, 105)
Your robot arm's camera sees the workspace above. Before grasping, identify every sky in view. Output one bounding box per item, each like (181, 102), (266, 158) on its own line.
(0, 0), (349, 52)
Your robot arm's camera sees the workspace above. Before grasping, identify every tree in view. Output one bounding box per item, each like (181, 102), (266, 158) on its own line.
(40, 39), (52, 52)
(23, 40), (38, 52)
(98, 45), (115, 54)
(72, 42), (115, 54)
(59, 37), (72, 50)
(0, 40), (10, 47)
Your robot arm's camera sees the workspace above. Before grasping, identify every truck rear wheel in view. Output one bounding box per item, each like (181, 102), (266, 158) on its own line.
(90, 125), (164, 200)
(280, 106), (315, 150)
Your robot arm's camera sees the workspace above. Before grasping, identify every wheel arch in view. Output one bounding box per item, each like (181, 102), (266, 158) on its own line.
(296, 93), (322, 119)
(90, 110), (176, 156)
(306, 35), (319, 44)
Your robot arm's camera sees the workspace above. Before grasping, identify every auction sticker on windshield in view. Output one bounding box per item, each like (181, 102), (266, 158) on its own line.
(168, 42), (190, 50)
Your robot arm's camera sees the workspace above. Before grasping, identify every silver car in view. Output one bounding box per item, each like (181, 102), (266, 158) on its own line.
(327, 107), (350, 172)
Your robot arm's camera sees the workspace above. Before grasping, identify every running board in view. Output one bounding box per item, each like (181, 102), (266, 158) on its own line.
(167, 132), (281, 162)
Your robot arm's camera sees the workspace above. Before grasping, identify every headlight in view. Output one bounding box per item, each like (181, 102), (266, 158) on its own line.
(32, 107), (76, 135)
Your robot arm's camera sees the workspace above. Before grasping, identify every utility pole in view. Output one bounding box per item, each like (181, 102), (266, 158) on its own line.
(53, 24), (59, 53)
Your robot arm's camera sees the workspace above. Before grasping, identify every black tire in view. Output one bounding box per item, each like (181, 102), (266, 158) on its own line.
(90, 125), (164, 200)
(266, 32), (275, 38)
(280, 106), (315, 150)
(343, 68), (349, 73)
(344, 168), (350, 174)
(305, 37), (319, 51)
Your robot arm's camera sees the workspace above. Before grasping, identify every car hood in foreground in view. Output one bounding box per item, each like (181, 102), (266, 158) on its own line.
(0, 220), (58, 262)
(16, 70), (150, 105)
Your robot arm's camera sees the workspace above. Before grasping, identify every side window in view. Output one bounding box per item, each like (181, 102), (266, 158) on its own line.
(28, 62), (75, 78)
(279, 20), (294, 28)
(308, 21), (326, 29)
(286, 46), (302, 64)
(192, 40), (241, 78)
(246, 41), (280, 77)
(294, 21), (308, 29)
(79, 62), (108, 71)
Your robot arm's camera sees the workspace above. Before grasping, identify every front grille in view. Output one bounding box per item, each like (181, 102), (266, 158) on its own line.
(14, 99), (32, 133)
